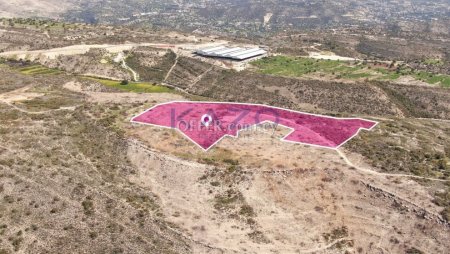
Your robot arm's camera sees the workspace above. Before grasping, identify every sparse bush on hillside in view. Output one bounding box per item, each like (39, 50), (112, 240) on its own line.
(82, 198), (95, 216)
(127, 48), (176, 82)
(323, 226), (348, 242)
(347, 121), (450, 178)
(406, 247), (425, 254)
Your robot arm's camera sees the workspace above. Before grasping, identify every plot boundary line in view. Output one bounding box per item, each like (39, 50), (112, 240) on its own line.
(130, 101), (379, 151)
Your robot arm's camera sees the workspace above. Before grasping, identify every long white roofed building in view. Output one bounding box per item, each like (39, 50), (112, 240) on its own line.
(195, 46), (267, 60)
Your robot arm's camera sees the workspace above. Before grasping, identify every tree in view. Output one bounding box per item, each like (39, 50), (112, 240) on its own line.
(120, 80), (129, 86)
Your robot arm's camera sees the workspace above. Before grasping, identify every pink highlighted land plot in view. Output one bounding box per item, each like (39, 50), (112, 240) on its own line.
(131, 101), (378, 151)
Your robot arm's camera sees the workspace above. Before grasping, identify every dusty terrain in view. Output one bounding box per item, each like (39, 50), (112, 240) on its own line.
(1, 69), (448, 253)
(0, 19), (449, 254)
(127, 140), (450, 253)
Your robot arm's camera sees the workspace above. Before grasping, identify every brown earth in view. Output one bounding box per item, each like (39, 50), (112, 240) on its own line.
(0, 21), (450, 254)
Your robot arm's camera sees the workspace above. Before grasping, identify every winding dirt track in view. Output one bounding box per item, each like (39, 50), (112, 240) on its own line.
(164, 51), (179, 82)
(337, 149), (449, 182)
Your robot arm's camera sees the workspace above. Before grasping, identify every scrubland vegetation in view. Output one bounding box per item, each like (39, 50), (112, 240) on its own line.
(0, 67), (190, 252)
(0, 12), (449, 253)
(126, 48), (177, 83)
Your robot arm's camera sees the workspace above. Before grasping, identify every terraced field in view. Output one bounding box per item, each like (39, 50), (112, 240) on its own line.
(414, 71), (450, 87)
(252, 56), (450, 87)
(83, 77), (174, 93)
(18, 65), (62, 75)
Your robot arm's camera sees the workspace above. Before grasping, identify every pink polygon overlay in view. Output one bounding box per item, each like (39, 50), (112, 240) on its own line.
(131, 101), (378, 151)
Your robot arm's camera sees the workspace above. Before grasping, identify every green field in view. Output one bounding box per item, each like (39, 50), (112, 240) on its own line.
(14, 63), (175, 93)
(252, 56), (450, 87)
(18, 65), (62, 75)
(84, 77), (174, 93)
(414, 71), (450, 87)
(251, 56), (362, 77)
(423, 58), (444, 66)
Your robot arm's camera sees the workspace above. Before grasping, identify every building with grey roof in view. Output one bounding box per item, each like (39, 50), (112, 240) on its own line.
(195, 46), (267, 60)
